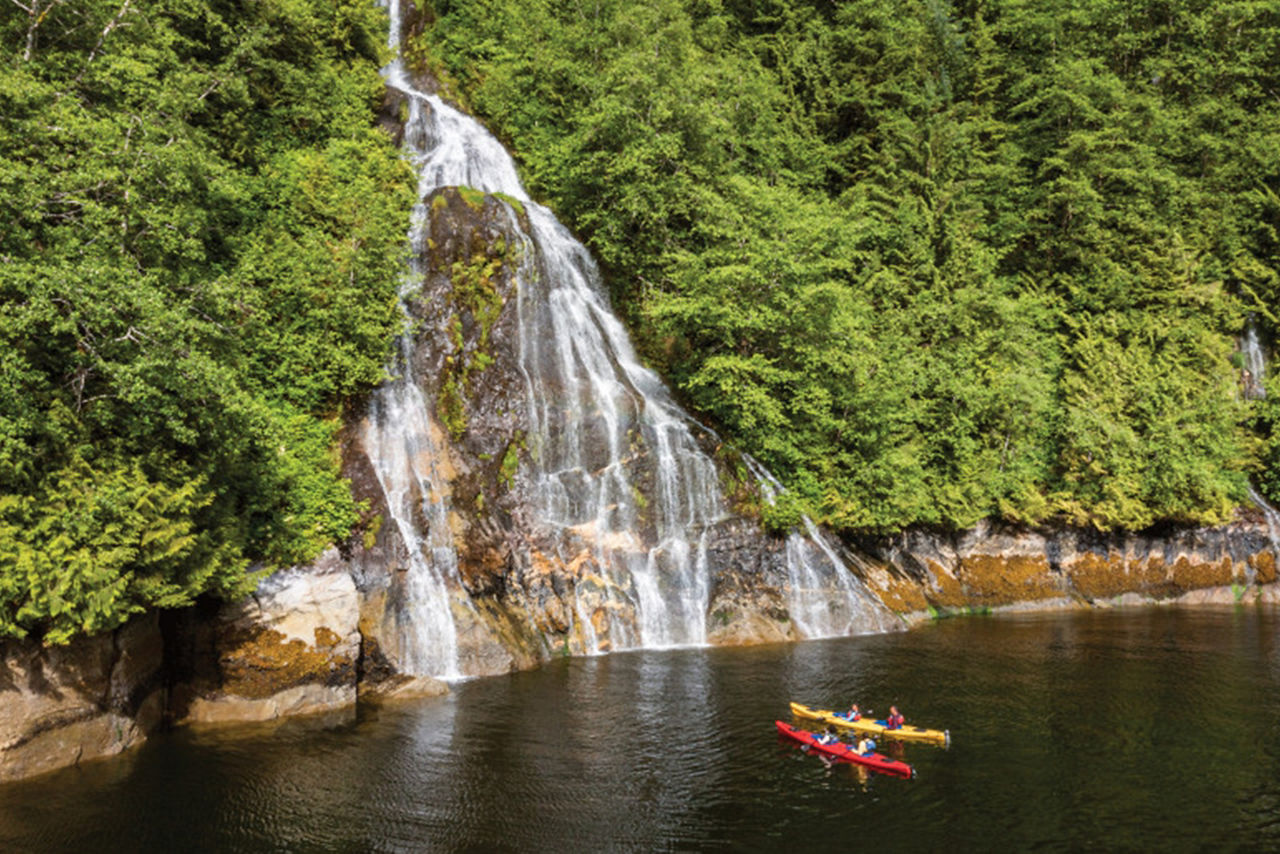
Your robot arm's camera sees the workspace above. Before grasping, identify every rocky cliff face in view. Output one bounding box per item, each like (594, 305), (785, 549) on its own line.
(0, 614), (163, 783)
(856, 518), (1279, 618)
(343, 185), (844, 677)
(163, 554), (362, 726)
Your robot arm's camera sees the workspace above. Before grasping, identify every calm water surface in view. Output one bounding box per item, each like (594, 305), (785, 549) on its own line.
(3, 606), (1279, 852)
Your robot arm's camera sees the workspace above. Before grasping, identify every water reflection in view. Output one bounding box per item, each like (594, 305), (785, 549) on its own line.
(3, 607), (1280, 851)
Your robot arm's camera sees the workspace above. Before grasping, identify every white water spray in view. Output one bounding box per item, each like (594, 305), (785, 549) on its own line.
(372, 0), (895, 667)
(743, 457), (898, 638)
(1242, 315), (1266, 400)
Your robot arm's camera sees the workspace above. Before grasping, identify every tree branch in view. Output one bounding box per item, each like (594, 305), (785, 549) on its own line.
(75, 0), (133, 82)
(21, 0), (60, 62)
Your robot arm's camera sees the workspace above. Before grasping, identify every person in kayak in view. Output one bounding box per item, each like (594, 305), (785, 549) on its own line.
(854, 734), (875, 755)
(881, 706), (905, 730)
(816, 726), (841, 745)
(841, 703), (862, 721)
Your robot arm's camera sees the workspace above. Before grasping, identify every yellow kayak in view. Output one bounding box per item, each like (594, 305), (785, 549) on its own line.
(789, 702), (950, 747)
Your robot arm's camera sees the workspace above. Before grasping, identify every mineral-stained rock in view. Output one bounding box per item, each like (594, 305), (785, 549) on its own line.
(167, 553), (360, 725)
(855, 519), (1279, 619)
(0, 613), (163, 782)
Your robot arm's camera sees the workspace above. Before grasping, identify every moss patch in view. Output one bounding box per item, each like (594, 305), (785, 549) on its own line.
(875, 575), (932, 613)
(493, 191), (525, 216)
(924, 559), (970, 608)
(361, 513), (383, 551)
(955, 554), (1060, 605)
(1067, 551), (1132, 599)
(457, 185), (487, 209)
(220, 627), (353, 700)
(436, 235), (517, 439)
(1169, 555), (1234, 591)
(1250, 550), (1278, 584)
(499, 433), (524, 488)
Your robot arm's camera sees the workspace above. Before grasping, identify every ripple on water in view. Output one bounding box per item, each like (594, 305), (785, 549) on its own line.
(3, 607), (1280, 852)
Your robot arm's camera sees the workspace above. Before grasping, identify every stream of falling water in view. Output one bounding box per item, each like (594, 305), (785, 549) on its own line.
(1242, 315), (1276, 584)
(362, 330), (463, 678)
(370, 0), (896, 672)
(1242, 315), (1266, 400)
(743, 457), (898, 638)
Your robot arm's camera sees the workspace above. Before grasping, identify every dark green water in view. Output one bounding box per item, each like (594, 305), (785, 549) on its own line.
(3, 606), (1279, 852)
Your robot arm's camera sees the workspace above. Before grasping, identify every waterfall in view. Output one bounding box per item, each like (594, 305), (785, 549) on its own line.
(362, 334), (464, 678)
(1242, 315), (1266, 400)
(371, 0), (894, 669)
(379, 0), (719, 655)
(512, 205), (721, 650)
(1242, 315), (1273, 586)
(1246, 485), (1280, 587)
(743, 457), (898, 638)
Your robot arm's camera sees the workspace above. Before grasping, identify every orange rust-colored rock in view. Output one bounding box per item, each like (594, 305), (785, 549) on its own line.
(219, 627), (355, 701)
(925, 560), (970, 609)
(1066, 551), (1130, 600)
(1169, 555), (1234, 591)
(1251, 551), (1278, 585)
(590, 607), (610, 639)
(1129, 555), (1172, 591)
(876, 576), (931, 613)
(955, 554), (1059, 605)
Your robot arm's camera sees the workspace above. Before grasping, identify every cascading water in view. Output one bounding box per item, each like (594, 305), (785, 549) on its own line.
(373, 0), (893, 667)
(362, 331), (464, 678)
(381, 2), (720, 652)
(1242, 315), (1266, 400)
(512, 205), (724, 650)
(743, 457), (898, 638)
(1242, 314), (1274, 585)
(1247, 485), (1280, 586)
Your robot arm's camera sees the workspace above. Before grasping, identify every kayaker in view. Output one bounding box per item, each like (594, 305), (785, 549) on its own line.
(816, 726), (841, 745)
(854, 734), (874, 755)
(842, 703), (862, 721)
(883, 706), (905, 730)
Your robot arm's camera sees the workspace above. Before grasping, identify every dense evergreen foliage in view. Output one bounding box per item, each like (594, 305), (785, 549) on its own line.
(416, 0), (1279, 534)
(0, 0), (412, 642)
(3, 0), (1277, 643)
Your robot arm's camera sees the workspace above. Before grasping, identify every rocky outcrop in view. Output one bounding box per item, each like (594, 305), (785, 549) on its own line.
(0, 614), (163, 783)
(165, 553), (361, 725)
(342, 185), (552, 679)
(338, 184), (873, 674)
(854, 517), (1278, 620)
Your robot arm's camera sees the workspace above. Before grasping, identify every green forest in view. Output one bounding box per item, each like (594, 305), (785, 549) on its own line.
(0, 0), (412, 642)
(414, 0), (1280, 534)
(2, 0), (1278, 644)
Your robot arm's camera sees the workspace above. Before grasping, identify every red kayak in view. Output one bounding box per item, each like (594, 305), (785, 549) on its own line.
(775, 721), (915, 779)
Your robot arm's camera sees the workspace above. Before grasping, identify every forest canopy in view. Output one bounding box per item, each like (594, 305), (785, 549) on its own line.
(0, 0), (412, 643)
(3, 0), (1279, 644)
(415, 0), (1280, 534)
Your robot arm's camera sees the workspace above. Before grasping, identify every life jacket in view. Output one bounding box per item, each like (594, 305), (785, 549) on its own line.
(886, 713), (904, 729)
